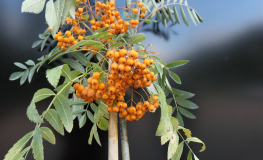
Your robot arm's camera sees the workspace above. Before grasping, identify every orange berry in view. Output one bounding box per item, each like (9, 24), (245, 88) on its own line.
(106, 51), (114, 58)
(126, 114), (131, 121)
(110, 24), (115, 29)
(133, 9), (138, 14)
(78, 36), (84, 41)
(76, 91), (81, 98)
(138, 3), (143, 8)
(87, 89), (95, 97)
(48, 27), (51, 31)
(58, 36), (64, 42)
(149, 59), (154, 65)
(113, 106), (119, 113)
(107, 107), (113, 112)
(73, 83), (79, 90)
(140, 13), (145, 18)
(58, 31), (63, 36)
(148, 104), (155, 111)
(99, 83), (106, 90)
(57, 42), (63, 47)
(54, 34), (59, 40)
(141, 7), (146, 12)
(90, 20), (95, 25)
(92, 79), (98, 85)
(153, 102), (159, 108)
(152, 96), (158, 102)
(109, 2), (115, 7)
(143, 59), (150, 66)
(78, 85), (85, 92)
(93, 72), (100, 79)
(78, 8), (83, 13)
(131, 24), (136, 28)
(134, 20), (139, 25)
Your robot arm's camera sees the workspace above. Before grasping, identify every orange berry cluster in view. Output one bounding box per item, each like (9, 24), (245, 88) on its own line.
(89, 1), (146, 34)
(113, 96), (159, 121)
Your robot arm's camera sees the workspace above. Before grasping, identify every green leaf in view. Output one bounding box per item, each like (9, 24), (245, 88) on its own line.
(178, 107), (196, 119)
(166, 98), (173, 105)
(90, 103), (98, 112)
(155, 62), (163, 75)
(167, 130), (179, 159)
(63, 58), (85, 73)
(166, 60), (189, 68)
(94, 31), (111, 40)
(51, 0), (66, 37)
(61, 64), (71, 80)
(161, 7), (169, 21)
(32, 40), (43, 48)
(154, 84), (172, 136)
(40, 35), (49, 51)
(4, 131), (34, 160)
(180, 5), (190, 27)
(71, 51), (90, 66)
(169, 71), (181, 84)
(53, 94), (73, 133)
(34, 88), (55, 103)
(79, 114), (87, 128)
(105, 38), (122, 44)
(87, 110), (95, 123)
(109, 42), (125, 48)
(14, 62), (27, 69)
(170, 117), (179, 131)
(32, 125), (44, 160)
(187, 151), (193, 160)
(20, 70), (29, 85)
(185, 137), (206, 152)
(9, 72), (24, 81)
(171, 141), (184, 160)
(97, 116), (109, 130)
(25, 60), (35, 66)
(161, 14), (167, 27)
(194, 10), (203, 23)
(81, 14), (89, 21)
(71, 93), (84, 120)
(92, 124), (101, 146)
(176, 97), (198, 109)
(40, 127), (56, 145)
(21, 0), (46, 14)
(71, 101), (88, 105)
(28, 65), (38, 83)
(176, 112), (184, 127)
(129, 33), (146, 44)
(45, 0), (57, 29)
(100, 34), (117, 40)
(172, 88), (195, 99)
(185, 1), (196, 26)
(194, 154), (200, 160)
(151, 0), (157, 8)
(69, 0), (75, 19)
(14, 146), (30, 160)
(178, 126), (192, 140)
(161, 123), (173, 145)
(164, 88), (170, 96)
(161, 68), (166, 88)
(141, 18), (158, 24)
(44, 109), (64, 135)
(72, 109), (86, 115)
(27, 102), (43, 123)
(173, 5), (181, 25)
(46, 65), (63, 88)
(88, 127), (94, 144)
(167, 7), (175, 24)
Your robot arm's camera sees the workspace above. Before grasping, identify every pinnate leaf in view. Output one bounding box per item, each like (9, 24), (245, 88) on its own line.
(40, 127), (56, 144)
(33, 88), (55, 103)
(46, 65), (64, 88)
(4, 131), (34, 160)
(129, 33), (146, 44)
(44, 109), (64, 135)
(53, 94), (73, 133)
(185, 137), (206, 152)
(169, 71), (181, 84)
(166, 60), (189, 68)
(27, 102), (43, 123)
(21, 0), (46, 14)
(9, 72), (24, 81)
(32, 125), (44, 160)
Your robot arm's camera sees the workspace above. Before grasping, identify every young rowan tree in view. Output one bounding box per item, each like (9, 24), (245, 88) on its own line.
(6, 0), (205, 160)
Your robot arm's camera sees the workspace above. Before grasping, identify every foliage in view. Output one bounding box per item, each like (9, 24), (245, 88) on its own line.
(6, 0), (205, 160)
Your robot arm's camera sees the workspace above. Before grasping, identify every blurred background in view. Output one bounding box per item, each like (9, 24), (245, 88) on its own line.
(0, 0), (263, 160)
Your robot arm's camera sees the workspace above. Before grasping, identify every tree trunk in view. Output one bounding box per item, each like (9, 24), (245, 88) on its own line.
(119, 117), (130, 160)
